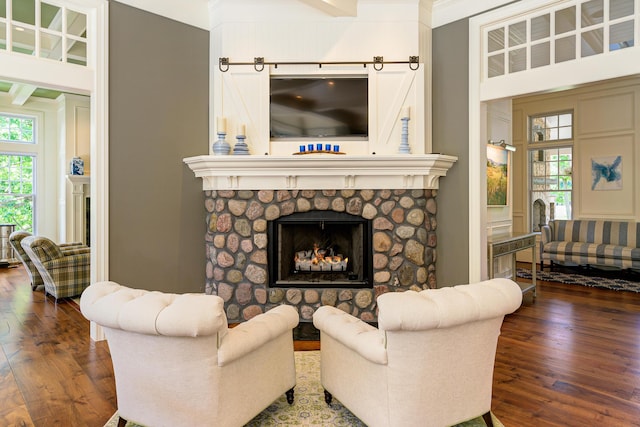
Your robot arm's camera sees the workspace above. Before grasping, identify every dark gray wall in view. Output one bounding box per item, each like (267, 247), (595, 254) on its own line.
(432, 19), (471, 286)
(109, 1), (208, 293)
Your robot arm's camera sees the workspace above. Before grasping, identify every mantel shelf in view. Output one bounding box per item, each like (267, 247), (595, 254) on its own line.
(66, 175), (90, 185)
(183, 154), (458, 191)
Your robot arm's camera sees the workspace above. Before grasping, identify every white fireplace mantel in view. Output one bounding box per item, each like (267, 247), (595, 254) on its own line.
(183, 154), (457, 191)
(66, 174), (90, 245)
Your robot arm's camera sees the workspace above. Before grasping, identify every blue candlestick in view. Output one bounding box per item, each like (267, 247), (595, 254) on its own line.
(233, 134), (249, 155)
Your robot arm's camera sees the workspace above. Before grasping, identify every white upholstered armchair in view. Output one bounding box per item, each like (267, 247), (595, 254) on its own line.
(81, 281), (299, 427)
(312, 278), (523, 427)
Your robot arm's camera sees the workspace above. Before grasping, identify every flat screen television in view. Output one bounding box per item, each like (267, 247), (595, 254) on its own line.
(270, 76), (368, 139)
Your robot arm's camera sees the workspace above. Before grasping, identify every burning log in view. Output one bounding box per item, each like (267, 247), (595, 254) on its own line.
(294, 243), (348, 271)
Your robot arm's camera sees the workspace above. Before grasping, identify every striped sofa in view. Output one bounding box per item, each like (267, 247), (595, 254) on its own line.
(540, 220), (640, 271)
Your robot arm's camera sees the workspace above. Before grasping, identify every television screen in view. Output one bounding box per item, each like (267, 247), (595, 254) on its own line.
(270, 76), (368, 139)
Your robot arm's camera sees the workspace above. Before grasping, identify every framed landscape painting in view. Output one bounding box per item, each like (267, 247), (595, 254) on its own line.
(487, 144), (508, 206)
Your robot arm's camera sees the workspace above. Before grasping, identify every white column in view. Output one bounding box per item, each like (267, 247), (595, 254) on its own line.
(66, 175), (90, 244)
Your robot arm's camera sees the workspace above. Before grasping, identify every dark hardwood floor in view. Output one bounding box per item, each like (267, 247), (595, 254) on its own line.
(1, 264), (640, 426)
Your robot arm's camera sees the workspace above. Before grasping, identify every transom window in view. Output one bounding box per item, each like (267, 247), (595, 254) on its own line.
(485, 0), (636, 79)
(0, 0), (88, 66)
(530, 111), (573, 142)
(0, 114), (35, 143)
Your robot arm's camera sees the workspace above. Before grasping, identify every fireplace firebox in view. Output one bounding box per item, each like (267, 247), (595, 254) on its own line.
(268, 211), (372, 288)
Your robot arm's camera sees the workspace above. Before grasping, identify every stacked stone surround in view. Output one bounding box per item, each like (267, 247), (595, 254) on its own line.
(205, 189), (438, 323)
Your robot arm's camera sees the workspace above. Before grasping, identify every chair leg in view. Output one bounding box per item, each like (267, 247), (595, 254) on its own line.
(117, 416), (127, 427)
(324, 389), (333, 405)
(482, 411), (494, 427)
(285, 387), (294, 404)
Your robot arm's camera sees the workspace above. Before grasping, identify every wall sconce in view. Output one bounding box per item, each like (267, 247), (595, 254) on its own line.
(488, 139), (516, 152)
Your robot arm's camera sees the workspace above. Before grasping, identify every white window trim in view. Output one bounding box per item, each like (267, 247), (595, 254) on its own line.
(0, 150), (37, 232)
(0, 107), (47, 235)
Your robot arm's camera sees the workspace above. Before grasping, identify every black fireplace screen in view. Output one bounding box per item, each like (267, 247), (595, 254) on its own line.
(268, 211), (372, 288)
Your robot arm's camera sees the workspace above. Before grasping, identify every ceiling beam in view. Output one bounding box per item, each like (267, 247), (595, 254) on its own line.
(9, 83), (37, 106)
(297, 0), (358, 17)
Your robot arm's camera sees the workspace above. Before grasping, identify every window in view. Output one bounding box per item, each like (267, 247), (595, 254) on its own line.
(0, 113), (36, 232)
(530, 147), (572, 231)
(529, 111), (573, 232)
(530, 111), (572, 142)
(0, 0), (88, 66)
(0, 114), (35, 143)
(485, 0), (636, 78)
(0, 154), (35, 232)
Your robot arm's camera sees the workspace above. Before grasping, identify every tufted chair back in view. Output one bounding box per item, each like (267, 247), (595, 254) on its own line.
(81, 281), (299, 427)
(313, 278), (523, 427)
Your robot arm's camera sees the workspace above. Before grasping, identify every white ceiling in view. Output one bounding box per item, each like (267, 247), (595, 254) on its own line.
(115, 0), (515, 31)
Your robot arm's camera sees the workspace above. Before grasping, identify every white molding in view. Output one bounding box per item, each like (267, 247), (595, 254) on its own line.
(184, 154), (458, 190)
(91, 0), (109, 286)
(0, 51), (93, 94)
(67, 175), (91, 185)
(296, 0), (358, 16)
(91, 0), (110, 342)
(468, 12), (485, 282)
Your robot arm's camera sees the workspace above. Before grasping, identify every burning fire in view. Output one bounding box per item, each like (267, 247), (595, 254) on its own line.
(294, 243), (348, 271)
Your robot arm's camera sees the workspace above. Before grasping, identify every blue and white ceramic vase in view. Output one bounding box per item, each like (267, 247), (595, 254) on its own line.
(212, 132), (231, 155)
(70, 156), (85, 175)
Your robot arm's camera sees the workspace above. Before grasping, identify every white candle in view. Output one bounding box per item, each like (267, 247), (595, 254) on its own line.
(401, 106), (410, 119)
(217, 117), (227, 133)
(238, 124), (246, 136)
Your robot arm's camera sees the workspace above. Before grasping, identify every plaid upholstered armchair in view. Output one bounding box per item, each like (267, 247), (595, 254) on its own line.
(20, 235), (91, 300)
(9, 231), (88, 291)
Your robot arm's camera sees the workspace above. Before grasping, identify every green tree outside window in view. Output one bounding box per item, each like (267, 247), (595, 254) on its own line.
(0, 154), (34, 232)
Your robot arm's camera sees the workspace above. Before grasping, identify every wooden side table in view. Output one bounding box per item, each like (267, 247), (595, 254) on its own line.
(487, 232), (538, 298)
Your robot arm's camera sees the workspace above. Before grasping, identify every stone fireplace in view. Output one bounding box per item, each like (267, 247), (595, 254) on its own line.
(186, 155), (456, 323)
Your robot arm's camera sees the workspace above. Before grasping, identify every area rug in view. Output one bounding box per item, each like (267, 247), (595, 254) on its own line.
(104, 351), (503, 427)
(517, 268), (640, 293)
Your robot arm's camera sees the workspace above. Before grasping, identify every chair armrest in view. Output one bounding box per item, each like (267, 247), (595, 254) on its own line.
(59, 242), (85, 248)
(60, 246), (91, 255)
(540, 224), (552, 262)
(541, 224), (552, 244)
(43, 252), (91, 271)
(313, 306), (387, 365)
(217, 304), (299, 366)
